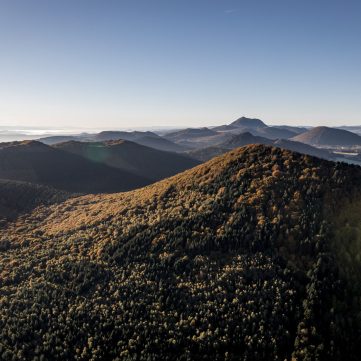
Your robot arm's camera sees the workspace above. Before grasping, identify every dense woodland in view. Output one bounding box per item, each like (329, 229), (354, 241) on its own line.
(0, 179), (70, 223)
(0, 145), (361, 360)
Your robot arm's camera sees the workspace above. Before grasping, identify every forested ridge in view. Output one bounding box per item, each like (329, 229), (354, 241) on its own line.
(1, 144), (361, 360)
(0, 179), (70, 223)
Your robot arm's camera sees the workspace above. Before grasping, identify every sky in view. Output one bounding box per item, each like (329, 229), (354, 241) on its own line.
(0, 0), (361, 129)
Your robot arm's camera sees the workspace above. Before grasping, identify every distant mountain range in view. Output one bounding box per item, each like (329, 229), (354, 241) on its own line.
(163, 127), (231, 148)
(187, 131), (336, 162)
(0, 116), (360, 198)
(212, 117), (303, 139)
(39, 131), (185, 153)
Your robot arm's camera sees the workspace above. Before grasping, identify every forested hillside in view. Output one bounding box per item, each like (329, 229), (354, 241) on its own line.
(0, 140), (151, 193)
(0, 145), (360, 360)
(0, 179), (70, 223)
(54, 140), (199, 181)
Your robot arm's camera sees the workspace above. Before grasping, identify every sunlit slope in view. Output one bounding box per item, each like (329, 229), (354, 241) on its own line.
(1, 145), (361, 360)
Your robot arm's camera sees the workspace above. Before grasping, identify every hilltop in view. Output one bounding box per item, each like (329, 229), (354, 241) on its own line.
(292, 126), (361, 146)
(93, 131), (185, 152)
(188, 132), (335, 162)
(0, 140), (151, 193)
(1, 145), (361, 360)
(39, 131), (185, 153)
(230, 116), (267, 128)
(55, 140), (200, 181)
(164, 127), (230, 148)
(213, 117), (300, 139)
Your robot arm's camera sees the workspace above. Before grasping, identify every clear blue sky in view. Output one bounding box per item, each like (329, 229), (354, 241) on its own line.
(0, 0), (360, 128)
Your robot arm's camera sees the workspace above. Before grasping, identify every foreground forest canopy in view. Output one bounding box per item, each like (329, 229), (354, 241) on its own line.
(1, 145), (361, 360)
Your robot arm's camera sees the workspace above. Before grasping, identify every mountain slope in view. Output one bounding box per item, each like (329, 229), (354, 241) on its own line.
(164, 127), (218, 140)
(230, 116), (267, 128)
(273, 125), (308, 134)
(253, 126), (298, 139)
(55, 140), (200, 181)
(38, 135), (85, 145)
(93, 131), (185, 152)
(1, 145), (360, 360)
(164, 127), (231, 149)
(187, 132), (335, 161)
(220, 131), (273, 147)
(93, 130), (157, 141)
(212, 116), (266, 131)
(186, 145), (230, 162)
(212, 117), (298, 139)
(0, 140), (151, 193)
(186, 132), (273, 161)
(272, 138), (336, 159)
(128, 135), (186, 152)
(38, 131), (185, 152)
(0, 179), (70, 223)
(292, 126), (361, 146)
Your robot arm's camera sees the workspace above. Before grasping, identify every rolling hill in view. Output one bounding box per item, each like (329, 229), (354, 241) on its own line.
(230, 116), (267, 128)
(272, 138), (336, 159)
(185, 145), (231, 162)
(37, 135), (86, 145)
(292, 126), (361, 146)
(213, 116), (267, 131)
(187, 132), (335, 162)
(164, 127), (231, 149)
(273, 125), (308, 134)
(164, 127), (218, 139)
(253, 126), (298, 139)
(38, 131), (185, 152)
(55, 140), (200, 181)
(1, 145), (360, 360)
(0, 179), (70, 223)
(93, 131), (185, 152)
(0, 140), (150, 193)
(213, 117), (299, 140)
(220, 131), (273, 148)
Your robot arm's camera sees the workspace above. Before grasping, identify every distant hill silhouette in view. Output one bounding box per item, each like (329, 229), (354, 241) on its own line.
(273, 125), (308, 134)
(186, 145), (230, 162)
(187, 132), (335, 161)
(272, 138), (336, 159)
(220, 131), (273, 148)
(0, 140), (150, 193)
(94, 130), (157, 142)
(164, 127), (231, 148)
(55, 140), (200, 181)
(253, 126), (298, 139)
(213, 117), (298, 139)
(38, 135), (86, 145)
(39, 131), (185, 152)
(292, 126), (361, 146)
(230, 116), (267, 128)
(212, 117), (266, 131)
(164, 127), (218, 140)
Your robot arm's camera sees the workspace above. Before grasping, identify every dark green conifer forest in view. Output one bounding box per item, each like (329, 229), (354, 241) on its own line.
(1, 145), (360, 360)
